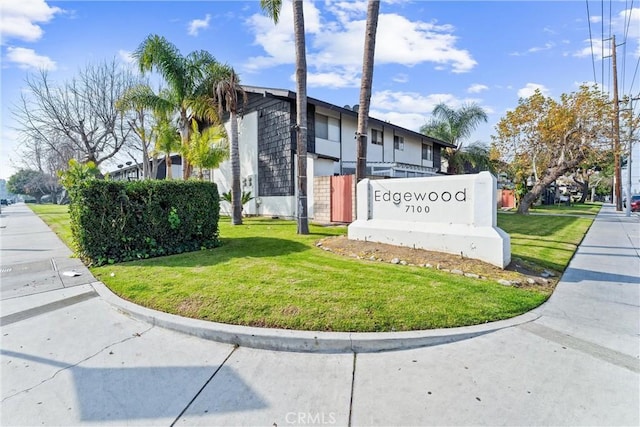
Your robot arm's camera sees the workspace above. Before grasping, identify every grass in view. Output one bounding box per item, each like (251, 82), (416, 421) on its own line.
(498, 213), (592, 272)
(27, 203), (593, 332)
(28, 203), (75, 248)
(529, 202), (602, 216)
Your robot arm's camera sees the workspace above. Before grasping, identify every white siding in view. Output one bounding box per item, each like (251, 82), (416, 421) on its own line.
(214, 111), (259, 216)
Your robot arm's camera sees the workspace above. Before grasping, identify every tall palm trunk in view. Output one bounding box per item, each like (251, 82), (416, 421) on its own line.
(165, 155), (173, 180)
(230, 109), (243, 225)
(356, 0), (380, 187)
(178, 110), (192, 179)
(293, 0), (309, 234)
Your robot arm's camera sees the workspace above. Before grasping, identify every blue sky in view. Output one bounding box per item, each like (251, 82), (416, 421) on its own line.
(1, 0), (639, 179)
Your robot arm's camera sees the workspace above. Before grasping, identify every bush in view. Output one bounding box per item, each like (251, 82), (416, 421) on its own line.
(69, 180), (220, 265)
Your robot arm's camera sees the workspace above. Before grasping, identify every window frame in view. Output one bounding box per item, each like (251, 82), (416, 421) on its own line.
(394, 135), (404, 151)
(371, 129), (383, 146)
(421, 143), (433, 161)
(315, 114), (329, 140)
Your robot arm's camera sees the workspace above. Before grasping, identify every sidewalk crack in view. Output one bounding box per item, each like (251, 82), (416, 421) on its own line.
(1, 324), (155, 402)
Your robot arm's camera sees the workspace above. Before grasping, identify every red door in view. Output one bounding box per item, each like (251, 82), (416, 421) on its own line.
(330, 175), (353, 223)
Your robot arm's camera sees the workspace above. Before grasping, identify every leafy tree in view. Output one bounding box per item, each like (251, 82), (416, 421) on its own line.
(14, 60), (137, 167)
(458, 142), (496, 174)
(355, 0), (381, 185)
(209, 64), (247, 225)
(492, 86), (612, 214)
(58, 159), (101, 190)
(133, 35), (222, 179)
(420, 103), (488, 174)
(184, 120), (229, 180)
(7, 169), (52, 203)
(152, 117), (182, 180)
(260, 0), (309, 234)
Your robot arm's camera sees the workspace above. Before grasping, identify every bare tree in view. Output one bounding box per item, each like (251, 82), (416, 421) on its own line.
(13, 59), (137, 169)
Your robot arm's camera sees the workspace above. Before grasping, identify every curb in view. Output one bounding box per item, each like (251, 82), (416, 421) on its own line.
(92, 281), (542, 353)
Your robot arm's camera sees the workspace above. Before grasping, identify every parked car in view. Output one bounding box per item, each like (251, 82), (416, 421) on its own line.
(627, 194), (640, 212)
(0, 199), (8, 206)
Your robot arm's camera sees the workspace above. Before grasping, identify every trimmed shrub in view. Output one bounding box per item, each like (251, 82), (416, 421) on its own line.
(69, 180), (220, 265)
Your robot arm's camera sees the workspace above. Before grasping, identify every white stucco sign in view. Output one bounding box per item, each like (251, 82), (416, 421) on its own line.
(348, 172), (511, 268)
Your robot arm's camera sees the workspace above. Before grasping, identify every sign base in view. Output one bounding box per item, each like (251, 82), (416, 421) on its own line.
(348, 220), (510, 268)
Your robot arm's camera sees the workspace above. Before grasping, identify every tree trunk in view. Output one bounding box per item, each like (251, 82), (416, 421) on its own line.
(293, 0), (309, 234)
(355, 0), (380, 187)
(142, 147), (150, 179)
(150, 155), (159, 180)
(179, 110), (192, 180)
(517, 157), (583, 214)
(166, 155), (173, 180)
(230, 110), (243, 225)
(578, 180), (589, 203)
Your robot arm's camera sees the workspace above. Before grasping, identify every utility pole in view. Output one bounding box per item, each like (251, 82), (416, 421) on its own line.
(612, 35), (623, 211)
(624, 95), (639, 217)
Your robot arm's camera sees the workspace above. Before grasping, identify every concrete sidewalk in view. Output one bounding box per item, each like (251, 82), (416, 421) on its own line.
(1, 203), (94, 300)
(1, 203), (638, 426)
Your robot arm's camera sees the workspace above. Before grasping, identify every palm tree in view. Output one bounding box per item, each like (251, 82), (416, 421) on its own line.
(355, 0), (380, 185)
(152, 117), (181, 180)
(210, 64), (247, 225)
(420, 103), (488, 174)
(260, 0), (309, 234)
(184, 120), (229, 180)
(133, 35), (221, 179)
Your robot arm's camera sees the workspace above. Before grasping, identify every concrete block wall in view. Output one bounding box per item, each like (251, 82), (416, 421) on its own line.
(313, 176), (331, 223)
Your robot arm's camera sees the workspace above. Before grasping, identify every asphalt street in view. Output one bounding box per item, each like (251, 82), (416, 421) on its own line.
(1, 202), (638, 426)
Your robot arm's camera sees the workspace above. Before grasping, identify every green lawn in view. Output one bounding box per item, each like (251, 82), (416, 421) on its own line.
(499, 213), (592, 272)
(529, 202), (602, 216)
(28, 203), (75, 249)
(28, 203), (593, 332)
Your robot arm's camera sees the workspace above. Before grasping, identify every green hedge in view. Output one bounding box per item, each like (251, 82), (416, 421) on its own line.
(69, 180), (220, 266)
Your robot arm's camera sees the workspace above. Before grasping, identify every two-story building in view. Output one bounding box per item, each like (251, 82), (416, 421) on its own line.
(213, 86), (453, 219)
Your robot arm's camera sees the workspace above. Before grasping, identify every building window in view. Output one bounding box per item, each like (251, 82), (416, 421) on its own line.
(394, 135), (404, 151)
(422, 143), (433, 161)
(371, 129), (383, 145)
(316, 114), (328, 139)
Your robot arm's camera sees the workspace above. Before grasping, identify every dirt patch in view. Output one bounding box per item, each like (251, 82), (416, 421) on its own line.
(316, 235), (558, 293)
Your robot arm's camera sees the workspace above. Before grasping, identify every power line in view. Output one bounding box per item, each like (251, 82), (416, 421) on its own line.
(630, 54), (640, 96)
(586, 0), (598, 85)
(602, 0), (605, 94)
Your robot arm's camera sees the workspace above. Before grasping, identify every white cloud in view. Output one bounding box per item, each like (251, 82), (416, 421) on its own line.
(372, 90), (462, 114)
(574, 37), (611, 60)
(528, 42), (555, 53)
(5, 46), (56, 70)
(590, 15), (602, 24)
(188, 14), (211, 36)
(118, 49), (135, 64)
(576, 8), (639, 60)
(369, 110), (428, 132)
(392, 73), (409, 83)
(244, 5), (476, 85)
(0, 0), (63, 44)
(312, 13), (476, 72)
(307, 69), (360, 88)
(511, 41), (555, 56)
(517, 83), (549, 99)
(467, 83), (488, 94)
(244, 1), (322, 71)
(324, 0), (368, 24)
